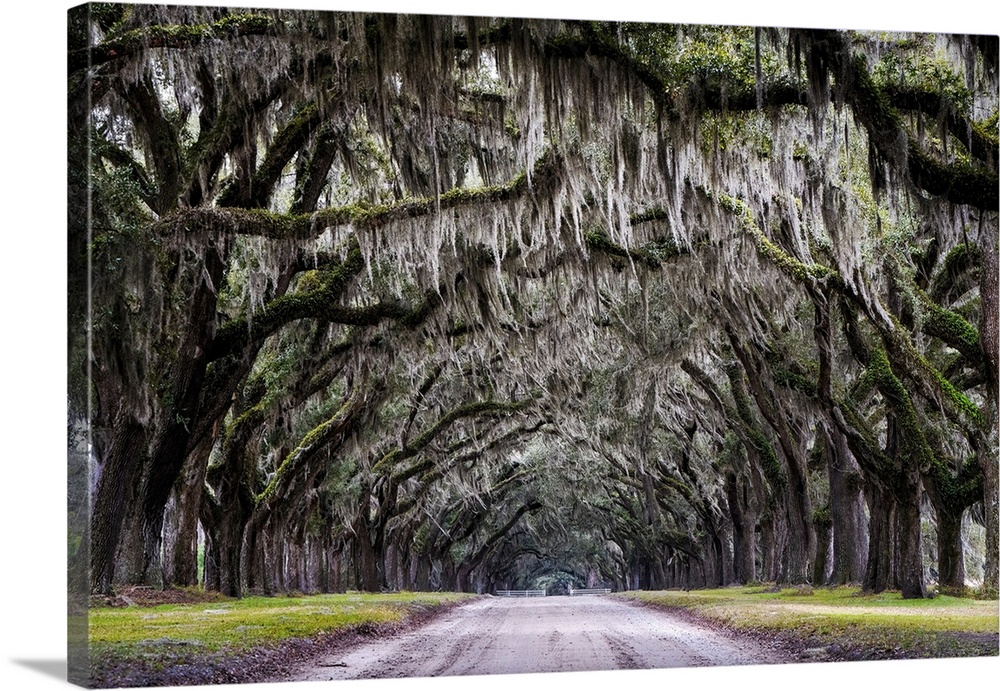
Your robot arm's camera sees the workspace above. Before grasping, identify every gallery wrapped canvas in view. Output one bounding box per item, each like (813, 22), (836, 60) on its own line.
(64, 1), (998, 689)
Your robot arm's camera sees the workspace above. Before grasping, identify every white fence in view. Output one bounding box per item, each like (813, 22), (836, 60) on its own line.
(568, 588), (612, 595)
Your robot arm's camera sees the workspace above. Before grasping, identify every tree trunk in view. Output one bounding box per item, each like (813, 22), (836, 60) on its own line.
(163, 437), (212, 587)
(215, 479), (254, 596)
(117, 493), (167, 589)
(979, 223), (999, 596)
(316, 535), (330, 593)
(218, 512), (248, 597)
(759, 512), (777, 582)
(812, 513), (832, 585)
(90, 415), (146, 593)
(117, 417), (208, 588)
(202, 529), (220, 592)
(354, 514), (379, 592)
(980, 432), (1000, 596)
(720, 522), (735, 585)
(709, 529), (725, 587)
(103, 237), (230, 590)
(748, 460), (780, 582)
(863, 480), (896, 593)
(725, 471), (755, 584)
(894, 472), (927, 599)
(825, 425), (868, 584)
(161, 491), (182, 586)
(934, 504), (966, 595)
(415, 554), (432, 591)
(782, 481), (812, 584)
(242, 521), (263, 595)
(260, 521), (285, 595)
(384, 541), (399, 591)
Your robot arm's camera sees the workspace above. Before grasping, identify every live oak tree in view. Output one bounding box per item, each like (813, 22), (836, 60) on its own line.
(69, 4), (998, 601)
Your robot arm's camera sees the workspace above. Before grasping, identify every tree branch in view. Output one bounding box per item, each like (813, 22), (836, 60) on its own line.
(69, 13), (275, 74)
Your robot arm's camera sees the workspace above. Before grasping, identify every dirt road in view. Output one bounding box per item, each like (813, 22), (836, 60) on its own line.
(285, 595), (791, 681)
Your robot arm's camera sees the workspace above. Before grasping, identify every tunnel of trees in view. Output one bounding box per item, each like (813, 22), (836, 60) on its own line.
(67, 3), (998, 606)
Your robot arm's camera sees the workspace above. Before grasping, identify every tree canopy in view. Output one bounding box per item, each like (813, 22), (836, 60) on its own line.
(67, 1), (998, 605)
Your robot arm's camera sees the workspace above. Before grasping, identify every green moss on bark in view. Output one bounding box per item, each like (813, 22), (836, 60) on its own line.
(920, 295), (982, 363)
(720, 193), (843, 289)
(71, 13), (275, 72)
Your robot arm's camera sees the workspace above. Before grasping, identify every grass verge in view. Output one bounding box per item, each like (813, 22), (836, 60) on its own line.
(88, 589), (477, 687)
(617, 586), (999, 662)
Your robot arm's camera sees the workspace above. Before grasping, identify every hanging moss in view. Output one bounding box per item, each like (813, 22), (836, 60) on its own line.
(878, 314), (986, 429)
(71, 12), (275, 72)
(907, 141), (999, 210)
(918, 291), (983, 364)
(929, 242), (982, 302)
(255, 393), (360, 507)
(217, 102), (322, 209)
(720, 193), (843, 289)
(828, 42), (998, 209)
(372, 397), (535, 475)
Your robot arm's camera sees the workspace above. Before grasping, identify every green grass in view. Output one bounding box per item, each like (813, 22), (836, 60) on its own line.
(90, 590), (476, 653)
(618, 586), (999, 659)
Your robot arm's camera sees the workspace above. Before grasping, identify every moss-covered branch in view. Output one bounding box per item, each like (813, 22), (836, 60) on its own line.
(719, 193), (844, 289)
(720, 192), (985, 431)
(770, 360), (821, 399)
(866, 347), (983, 511)
(207, 242), (362, 359)
(882, 84), (998, 165)
(914, 287), (983, 364)
(867, 348), (936, 469)
(680, 357), (787, 493)
(809, 31), (998, 209)
(372, 396), (535, 475)
(69, 13), (275, 73)
(584, 229), (685, 269)
(254, 383), (381, 510)
(831, 396), (897, 481)
(929, 242), (982, 304)
(209, 257), (443, 363)
(907, 139), (999, 210)
(217, 102), (322, 209)
(875, 312), (986, 430)
(158, 150), (560, 241)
